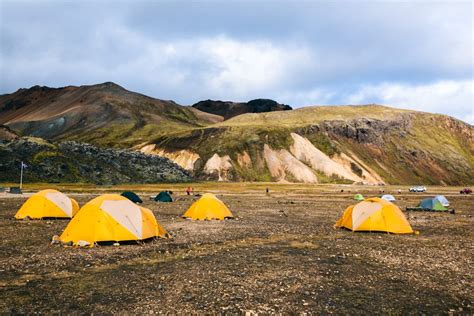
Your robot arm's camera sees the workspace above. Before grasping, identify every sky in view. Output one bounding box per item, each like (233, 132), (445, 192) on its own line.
(0, 0), (473, 123)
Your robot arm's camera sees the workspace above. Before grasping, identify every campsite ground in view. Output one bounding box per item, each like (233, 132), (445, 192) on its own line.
(0, 183), (472, 314)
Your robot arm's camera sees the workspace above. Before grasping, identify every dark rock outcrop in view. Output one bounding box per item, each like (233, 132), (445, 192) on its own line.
(0, 138), (192, 184)
(192, 98), (292, 120)
(247, 99), (292, 113)
(299, 115), (413, 146)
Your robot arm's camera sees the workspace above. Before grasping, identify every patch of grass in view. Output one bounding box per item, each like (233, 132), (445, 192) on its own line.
(265, 128), (293, 150)
(312, 169), (353, 184)
(24, 137), (56, 148)
(350, 162), (363, 177)
(304, 132), (340, 157)
(66, 121), (197, 148)
(32, 150), (62, 164)
(66, 123), (136, 148)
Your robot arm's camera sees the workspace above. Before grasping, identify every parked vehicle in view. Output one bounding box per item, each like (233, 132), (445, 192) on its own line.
(409, 186), (426, 192)
(460, 188), (472, 194)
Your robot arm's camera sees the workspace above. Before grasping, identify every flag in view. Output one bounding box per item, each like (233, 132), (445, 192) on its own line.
(21, 162), (28, 168)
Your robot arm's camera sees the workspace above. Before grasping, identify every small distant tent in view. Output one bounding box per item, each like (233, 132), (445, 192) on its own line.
(434, 195), (449, 207)
(121, 191), (143, 204)
(381, 194), (396, 202)
(419, 198), (448, 211)
(182, 193), (233, 220)
(59, 194), (167, 246)
(15, 189), (79, 219)
(353, 194), (364, 201)
(335, 197), (413, 234)
(155, 191), (173, 202)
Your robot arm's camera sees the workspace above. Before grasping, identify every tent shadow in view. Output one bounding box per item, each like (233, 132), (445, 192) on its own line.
(17, 216), (72, 220)
(336, 227), (395, 234)
(95, 236), (169, 246)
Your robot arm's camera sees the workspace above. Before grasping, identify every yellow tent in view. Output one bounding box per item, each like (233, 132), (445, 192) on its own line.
(182, 193), (233, 220)
(335, 197), (413, 234)
(59, 194), (167, 246)
(15, 189), (79, 219)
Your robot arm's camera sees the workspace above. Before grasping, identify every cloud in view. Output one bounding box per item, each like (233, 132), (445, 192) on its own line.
(345, 80), (474, 124)
(1, 17), (316, 102)
(0, 0), (472, 123)
(192, 37), (314, 99)
(274, 88), (337, 107)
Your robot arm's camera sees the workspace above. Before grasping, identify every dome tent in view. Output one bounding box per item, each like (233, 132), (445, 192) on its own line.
(182, 193), (233, 220)
(15, 189), (79, 219)
(353, 194), (364, 201)
(335, 197), (413, 234)
(59, 194), (167, 247)
(419, 198), (448, 211)
(155, 191), (173, 202)
(121, 191), (143, 204)
(381, 194), (396, 202)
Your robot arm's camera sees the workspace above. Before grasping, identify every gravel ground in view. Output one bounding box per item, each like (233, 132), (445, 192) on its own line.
(0, 186), (472, 314)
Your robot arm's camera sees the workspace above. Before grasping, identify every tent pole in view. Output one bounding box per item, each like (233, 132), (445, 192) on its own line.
(20, 162), (24, 189)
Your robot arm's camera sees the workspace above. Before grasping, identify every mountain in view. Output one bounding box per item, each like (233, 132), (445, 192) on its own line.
(192, 99), (292, 119)
(2, 83), (473, 185)
(0, 82), (222, 148)
(141, 105), (474, 185)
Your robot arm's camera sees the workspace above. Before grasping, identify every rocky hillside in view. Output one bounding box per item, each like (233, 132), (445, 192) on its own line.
(0, 82), (222, 148)
(141, 105), (474, 185)
(192, 99), (292, 119)
(0, 137), (191, 184)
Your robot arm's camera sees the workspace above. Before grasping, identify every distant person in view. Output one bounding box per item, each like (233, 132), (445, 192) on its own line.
(266, 187), (269, 195)
(185, 187), (193, 196)
(398, 189), (401, 194)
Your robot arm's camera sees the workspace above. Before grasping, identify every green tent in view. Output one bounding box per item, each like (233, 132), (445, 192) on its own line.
(419, 198), (447, 211)
(155, 191), (173, 202)
(434, 195), (449, 207)
(353, 194), (364, 201)
(121, 191), (143, 204)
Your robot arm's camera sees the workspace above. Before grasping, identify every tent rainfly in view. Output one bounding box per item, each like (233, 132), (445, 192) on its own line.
(335, 197), (414, 234)
(15, 189), (79, 219)
(121, 191), (143, 204)
(155, 191), (173, 202)
(182, 193), (233, 220)
(59, 194), (167, 247)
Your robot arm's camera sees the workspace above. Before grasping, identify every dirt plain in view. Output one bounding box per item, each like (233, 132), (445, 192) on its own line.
(0, 183), (472, 314)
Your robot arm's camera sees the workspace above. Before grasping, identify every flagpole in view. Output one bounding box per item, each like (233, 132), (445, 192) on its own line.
(20, 161), (23, 189)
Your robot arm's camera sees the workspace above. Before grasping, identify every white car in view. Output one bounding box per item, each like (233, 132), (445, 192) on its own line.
(409, 186), (426, 192)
